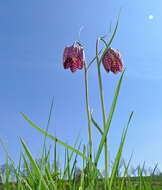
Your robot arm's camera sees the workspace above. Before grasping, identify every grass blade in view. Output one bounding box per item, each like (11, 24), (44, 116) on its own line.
(21, 152), (35, 186)
(91, 114), (103, 135)
(44, 163), (57, 189)
(108, 111), (133, 190)
(20, 137), (49, 190)
(62, 138), (81, 180)
(38, 97), (54, 189)
(99, 8), (121, 64)
(0, 136), (16, 169)
(41, 97), (54, 169)
(94, 70), (125, 166)
(121, 154), (133, 190)
(21, 112), (89, 161)
(5, 156), (9, 190)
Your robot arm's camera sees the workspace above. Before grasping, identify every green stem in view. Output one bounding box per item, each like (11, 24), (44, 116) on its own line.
(84, 63), (93, 174)
(96, 38), (109, 188)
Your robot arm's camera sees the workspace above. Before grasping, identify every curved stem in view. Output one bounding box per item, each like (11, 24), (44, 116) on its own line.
(100, 38), (108, 47)
(96, 38), (109, 188)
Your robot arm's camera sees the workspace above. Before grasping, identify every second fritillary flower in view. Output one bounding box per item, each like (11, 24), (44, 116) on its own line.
(102, 47), (123, 74)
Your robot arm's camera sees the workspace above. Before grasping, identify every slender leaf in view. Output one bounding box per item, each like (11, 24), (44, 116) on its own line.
(94, 70), (125, 166)
(5, 156), (9, 190)
(21, 112), (89, 161)
(121, 154), (133, 190)
(108, 111), (133, 190)
(21, 152), (35, 186)
(20, 137), (49, 190)
(91, 114), (103, 135)
(44, 163), (57, 189)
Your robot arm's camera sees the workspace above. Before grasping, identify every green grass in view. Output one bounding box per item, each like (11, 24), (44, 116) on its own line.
(0, 99), (160, 190)
(0, 176), (162, 190)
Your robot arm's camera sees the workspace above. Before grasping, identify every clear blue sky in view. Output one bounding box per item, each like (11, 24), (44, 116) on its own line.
(0, 0), (162, 174)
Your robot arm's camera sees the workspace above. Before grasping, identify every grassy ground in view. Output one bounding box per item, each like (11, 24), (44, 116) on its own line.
(0, 176), (162, 190)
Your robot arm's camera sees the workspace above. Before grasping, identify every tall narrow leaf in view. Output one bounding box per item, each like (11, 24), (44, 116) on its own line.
(21, 113), (88, 161)
(108, 112), (133, 190)
(94, 70), (125, 166)
(20, 137), (49, 190)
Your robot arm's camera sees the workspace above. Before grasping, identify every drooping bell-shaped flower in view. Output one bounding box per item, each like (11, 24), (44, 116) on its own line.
(102, 47), (123, 74)
(63, 42), (85, 73)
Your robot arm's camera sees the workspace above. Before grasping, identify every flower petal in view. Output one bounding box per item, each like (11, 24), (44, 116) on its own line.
(63, 42), (86, 73)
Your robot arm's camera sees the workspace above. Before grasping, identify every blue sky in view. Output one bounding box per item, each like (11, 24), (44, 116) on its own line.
(0, 0), (162, 174)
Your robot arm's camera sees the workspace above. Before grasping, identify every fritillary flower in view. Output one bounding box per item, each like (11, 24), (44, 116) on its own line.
(63, 42), (85, 73)
(102, 47), (123, 74)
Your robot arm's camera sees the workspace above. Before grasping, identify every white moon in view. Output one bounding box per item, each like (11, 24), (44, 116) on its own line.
(148, 15), (154, 20)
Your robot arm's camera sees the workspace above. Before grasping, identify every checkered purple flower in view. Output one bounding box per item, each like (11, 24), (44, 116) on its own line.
(102, 47), (123, 74)
(63, 42), (85, 73)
